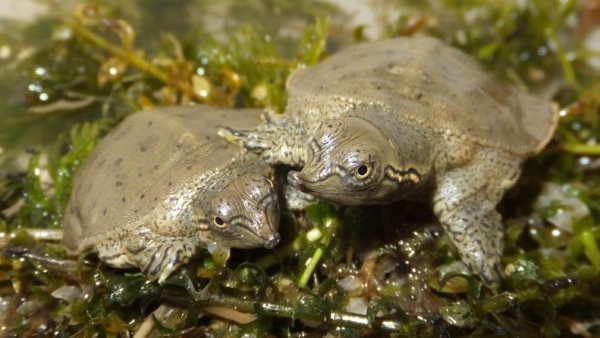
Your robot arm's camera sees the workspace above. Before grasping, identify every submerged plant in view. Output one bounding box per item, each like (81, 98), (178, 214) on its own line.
(1, 0), (600, 337)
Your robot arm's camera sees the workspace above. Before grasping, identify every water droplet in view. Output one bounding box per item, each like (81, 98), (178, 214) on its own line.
(28, 83), (42, 92)
(34, 67), (47, 76)
(578, 156), (591, 166)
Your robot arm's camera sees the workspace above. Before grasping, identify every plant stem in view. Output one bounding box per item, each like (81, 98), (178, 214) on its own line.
(69, 21), (206, 102)
(581, 230), (600, 268)
(195, 295), (406, 331)
(563, 143), (600, 155)
(298, 214), (339, 288)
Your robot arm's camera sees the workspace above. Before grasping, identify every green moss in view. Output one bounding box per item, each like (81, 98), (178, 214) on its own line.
(2, 0), (600, 337)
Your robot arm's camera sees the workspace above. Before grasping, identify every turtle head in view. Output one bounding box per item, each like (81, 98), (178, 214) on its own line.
(288, 116), (426, 205)
(195, 171), (281, 249)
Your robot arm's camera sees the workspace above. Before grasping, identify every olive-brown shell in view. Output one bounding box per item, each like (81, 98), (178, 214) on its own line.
(63, 106), (273, 253)
(287, 36), (558, 156)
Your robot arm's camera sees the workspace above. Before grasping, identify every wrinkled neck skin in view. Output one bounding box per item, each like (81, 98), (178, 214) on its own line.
(191, 160), (280, 250)
(368, 108), (435, 188)
(285, 94), (364, 165)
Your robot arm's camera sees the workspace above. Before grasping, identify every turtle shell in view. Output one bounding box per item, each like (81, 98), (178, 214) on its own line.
(63, 105), (271, 253)
(287, 36), (558, 156)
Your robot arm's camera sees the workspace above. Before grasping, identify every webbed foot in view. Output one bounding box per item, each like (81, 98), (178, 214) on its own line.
(436, 195), (505, 287)
(114, 229), (198, 283)
(433, 149), (521, 288)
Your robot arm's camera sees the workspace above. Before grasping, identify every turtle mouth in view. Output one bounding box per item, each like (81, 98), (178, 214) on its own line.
(263, 232), (281, 249)
(287, 170), (328, 192)
(287, 170), (309, 190)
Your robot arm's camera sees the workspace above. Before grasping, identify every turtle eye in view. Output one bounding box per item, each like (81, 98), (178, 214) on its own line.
(213, 216), (227, 228)
(353, 164), (372, 180)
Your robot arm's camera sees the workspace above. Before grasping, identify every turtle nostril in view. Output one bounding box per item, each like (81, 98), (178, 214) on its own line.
(264, 233), (281, 249)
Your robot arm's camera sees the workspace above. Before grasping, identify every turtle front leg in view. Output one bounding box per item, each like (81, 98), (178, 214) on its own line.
(434, 187), (505, 287)
(283, 184), (318, 211)
(218, 109), (307, 167)
(433, 149), (521, 287)
(97, 226), (200, 283)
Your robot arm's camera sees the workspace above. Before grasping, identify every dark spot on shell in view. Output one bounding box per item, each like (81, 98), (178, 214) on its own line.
(115, 181), (123, 187)
(154, 197), (159, 201)
(121, 197), (126, 203)
(133, 209), (138, 214)
(103, 208), (107, 216)
(140, 194), (145, 199)
(140, 145), (148, 152)
(138, 172), (143, 177)
(114, 157), (124, 166)
(186, 165), (192, 170)
(168, 182), (173, 186)
(147, 120), (153, 126)
(154, 164), (159, 170)
(416, 93), (423, 100)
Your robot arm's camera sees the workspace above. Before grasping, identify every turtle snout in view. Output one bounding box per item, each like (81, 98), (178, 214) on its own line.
(287, 171), (306, 188)
(263, 232), (281, 249)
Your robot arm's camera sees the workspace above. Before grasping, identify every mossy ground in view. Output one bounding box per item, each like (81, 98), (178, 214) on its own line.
(1, 0), (600, 337)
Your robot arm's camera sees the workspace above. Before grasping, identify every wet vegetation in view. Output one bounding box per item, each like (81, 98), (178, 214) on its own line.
(1, 0), (600, 336)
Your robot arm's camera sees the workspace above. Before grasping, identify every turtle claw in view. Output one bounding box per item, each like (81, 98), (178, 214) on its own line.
(218, 113), (306, 166)
(217, 126), (247, 143)
(218, 126), (275, 154)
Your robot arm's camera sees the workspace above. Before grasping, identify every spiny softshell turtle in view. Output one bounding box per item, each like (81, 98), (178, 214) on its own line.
(64, 105), (280, 283)
(220, 37), (559, 286)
